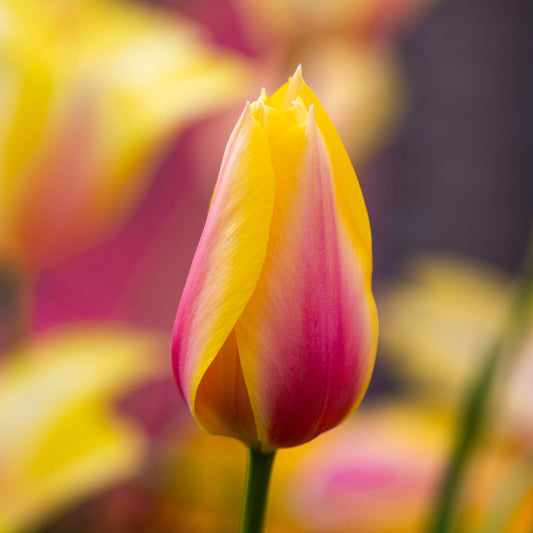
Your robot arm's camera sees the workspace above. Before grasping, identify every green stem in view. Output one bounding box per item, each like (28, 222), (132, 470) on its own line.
(427, 233), (533, 533)
(428, 340), (501, 533)
(239, 447), (276, 533)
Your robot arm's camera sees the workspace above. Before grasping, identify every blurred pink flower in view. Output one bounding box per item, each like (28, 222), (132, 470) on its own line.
(0, 0), (253, 270)
(281, 406), (447, 533)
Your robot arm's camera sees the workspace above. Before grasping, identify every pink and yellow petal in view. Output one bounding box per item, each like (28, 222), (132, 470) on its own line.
(235, 106), (376, 448)
(172, 104), (275, 423)
(268, 67), (374, 282)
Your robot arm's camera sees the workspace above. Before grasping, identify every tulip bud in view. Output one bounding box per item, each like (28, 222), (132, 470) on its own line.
(172, 67), (378, 451)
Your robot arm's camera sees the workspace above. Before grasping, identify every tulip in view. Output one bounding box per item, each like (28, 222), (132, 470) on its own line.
(0, 0), (252, 270)
(172, 66), (378, 452)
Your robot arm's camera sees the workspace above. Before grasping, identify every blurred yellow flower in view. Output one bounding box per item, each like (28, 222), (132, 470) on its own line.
(379, 255), (513, 395)
(378, 254), (533, 449)
(0, 325), (166, 531)
(504, 487), (533, 533)
(461, 451), (533, 533)
(157, 430), (295, 533)
(0, 0), (252, 268)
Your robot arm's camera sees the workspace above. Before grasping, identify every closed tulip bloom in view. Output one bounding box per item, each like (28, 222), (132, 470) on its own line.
(172, 67), (378, 451)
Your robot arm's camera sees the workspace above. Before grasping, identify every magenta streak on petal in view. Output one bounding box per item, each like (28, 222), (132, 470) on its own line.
(252, 117), (370, 447)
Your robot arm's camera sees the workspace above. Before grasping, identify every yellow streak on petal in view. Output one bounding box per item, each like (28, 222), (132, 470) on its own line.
(182, 105), (276, 422)
(235, 103), (308, 444)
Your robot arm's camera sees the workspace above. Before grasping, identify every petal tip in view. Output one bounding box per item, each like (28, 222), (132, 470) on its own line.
(243, 100), (254, 118)
(304, 102), (316, 129)
(292, 64), (303, 81)
(282, 65), (305, 108)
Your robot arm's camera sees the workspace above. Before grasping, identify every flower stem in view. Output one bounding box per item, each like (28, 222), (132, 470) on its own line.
(239, 446), (276, 533)
(427, 232), (533, 533)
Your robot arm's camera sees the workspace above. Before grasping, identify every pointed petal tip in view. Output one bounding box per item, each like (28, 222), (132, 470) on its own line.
(255, 88), (268, 108)
(289, 65), (304, 88)
(305, 102), (316, 128)
(283, 64), (305, 104)
(293, 64), (303, 80)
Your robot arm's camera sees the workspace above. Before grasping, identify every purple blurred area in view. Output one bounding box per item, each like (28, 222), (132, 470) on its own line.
(370, 0), (533, 277)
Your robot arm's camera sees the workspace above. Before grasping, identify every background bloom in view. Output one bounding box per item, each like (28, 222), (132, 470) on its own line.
(0, 326), (165, 531)
(0, 0), (252, 269)
(379, 254), (533, 452)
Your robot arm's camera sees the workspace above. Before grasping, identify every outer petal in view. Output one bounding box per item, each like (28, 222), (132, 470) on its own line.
(172, 104), (276, 432)
(236, 106), (377, 448)
(268, 67), (373, 281)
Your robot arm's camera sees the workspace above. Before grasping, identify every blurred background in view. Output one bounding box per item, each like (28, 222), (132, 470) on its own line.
(1, 0), (532, 532)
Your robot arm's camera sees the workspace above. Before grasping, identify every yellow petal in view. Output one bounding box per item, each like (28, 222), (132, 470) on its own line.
(172, 104), (276, 422)
(0, 325), (165, 531)
(378, 254), (512, 394)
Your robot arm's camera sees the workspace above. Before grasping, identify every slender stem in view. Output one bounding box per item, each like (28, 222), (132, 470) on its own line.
(428, 340), (501, 533)
(427, 233), (533, 533)
(239, 446), (276, 533)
